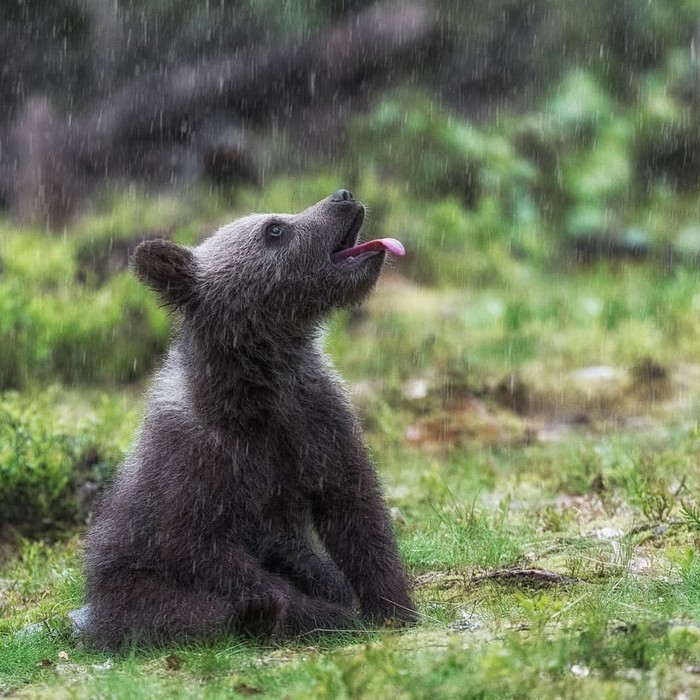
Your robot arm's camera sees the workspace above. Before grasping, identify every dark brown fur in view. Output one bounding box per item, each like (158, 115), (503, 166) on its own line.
(83, 191), (416, 649)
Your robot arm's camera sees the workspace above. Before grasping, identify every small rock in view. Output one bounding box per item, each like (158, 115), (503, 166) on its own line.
(68, 605), (92, 635)
(18, 622), (45, 638)
(389, 507), (406, 525)
(91, 660), (113, 671)
(450, 611), (483, 633)
(595, 527), (623, 539)
(616, 668), (643, 682)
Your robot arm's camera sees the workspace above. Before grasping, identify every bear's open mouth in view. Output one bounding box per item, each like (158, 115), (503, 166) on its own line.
(330, 209), (405, 266)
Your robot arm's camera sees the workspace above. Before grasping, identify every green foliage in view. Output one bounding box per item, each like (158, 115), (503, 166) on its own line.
(0, 396), (82, 530)
(0, 392), (124, 535)
(351, 90), (535, 209)
(680, 502), (700, 532)
(0, 267), (170, 388)
(0, 281), (41, 390)
(0, 190), (231, 390)
(31, 274), (170, 384)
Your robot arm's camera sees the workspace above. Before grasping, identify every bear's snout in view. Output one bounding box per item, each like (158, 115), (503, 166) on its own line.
(330, 189), (354, 202)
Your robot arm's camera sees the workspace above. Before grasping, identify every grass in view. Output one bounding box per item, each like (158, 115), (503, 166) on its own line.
(3, 382), (700, 697)
(3, 513), (697, 699)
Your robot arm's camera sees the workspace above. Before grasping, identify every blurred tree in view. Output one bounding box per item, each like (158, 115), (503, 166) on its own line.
(0, 0), (439, 226)
(2, 0), (700, 226)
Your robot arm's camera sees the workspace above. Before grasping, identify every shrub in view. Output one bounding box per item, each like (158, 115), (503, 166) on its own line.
(0, 393), (122, 536)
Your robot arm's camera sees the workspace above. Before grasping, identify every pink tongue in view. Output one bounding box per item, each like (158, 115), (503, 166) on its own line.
(332, 238), (405, 263)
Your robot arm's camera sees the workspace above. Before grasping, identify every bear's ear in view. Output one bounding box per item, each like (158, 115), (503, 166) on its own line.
(131, 239), (198, 309)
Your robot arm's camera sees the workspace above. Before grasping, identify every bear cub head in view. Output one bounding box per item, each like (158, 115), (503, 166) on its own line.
(131, 190), (404, 342)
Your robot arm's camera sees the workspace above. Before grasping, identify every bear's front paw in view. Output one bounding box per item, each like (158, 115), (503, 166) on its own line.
(281, 597), (358, 638)
(317, 576), (356, 608)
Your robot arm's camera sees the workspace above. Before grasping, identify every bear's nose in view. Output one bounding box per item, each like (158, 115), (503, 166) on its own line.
(330, 189), (354, 202)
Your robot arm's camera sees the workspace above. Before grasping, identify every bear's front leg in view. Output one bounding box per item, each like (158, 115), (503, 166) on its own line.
(260, 532), (356, 607)
(313, 454), (417, 626)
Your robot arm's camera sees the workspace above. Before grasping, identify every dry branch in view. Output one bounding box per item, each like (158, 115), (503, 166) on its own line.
(469, 568), (578, 587)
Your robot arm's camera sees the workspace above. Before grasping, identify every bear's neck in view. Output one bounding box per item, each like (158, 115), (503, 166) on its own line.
(176, 324), (320, 425)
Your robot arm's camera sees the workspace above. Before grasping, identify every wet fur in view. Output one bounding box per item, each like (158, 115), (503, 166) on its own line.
(84, 194), (416, 649)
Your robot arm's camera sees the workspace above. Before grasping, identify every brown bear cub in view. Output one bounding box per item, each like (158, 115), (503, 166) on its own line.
(83, 190), (416, 649)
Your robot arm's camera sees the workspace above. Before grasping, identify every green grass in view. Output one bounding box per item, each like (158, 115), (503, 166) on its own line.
(4, 408), (700, 697)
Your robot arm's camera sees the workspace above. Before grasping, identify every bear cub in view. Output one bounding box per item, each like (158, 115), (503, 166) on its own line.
(84, 189), (416, 649)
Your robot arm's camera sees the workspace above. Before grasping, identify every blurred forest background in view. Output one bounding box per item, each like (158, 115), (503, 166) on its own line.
(6, 1), (700, 697)
(5, 0), (700, 528)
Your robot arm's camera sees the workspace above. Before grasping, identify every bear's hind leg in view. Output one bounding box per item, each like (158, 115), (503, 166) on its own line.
(87, 569), (356, 649)
(86, 573), (238, 650)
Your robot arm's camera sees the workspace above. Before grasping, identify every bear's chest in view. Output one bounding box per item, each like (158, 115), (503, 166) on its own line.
(266, 418), (331, 496)
(215, 415), (329, 502)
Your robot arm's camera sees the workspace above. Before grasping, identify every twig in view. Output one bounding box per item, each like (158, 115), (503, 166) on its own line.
(625, 518), (685, 537)
(468, 568), (578, 587)
(413, 571), (466, 589)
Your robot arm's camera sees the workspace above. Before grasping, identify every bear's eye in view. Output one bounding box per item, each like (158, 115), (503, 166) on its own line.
(266, 223), (284, 238)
